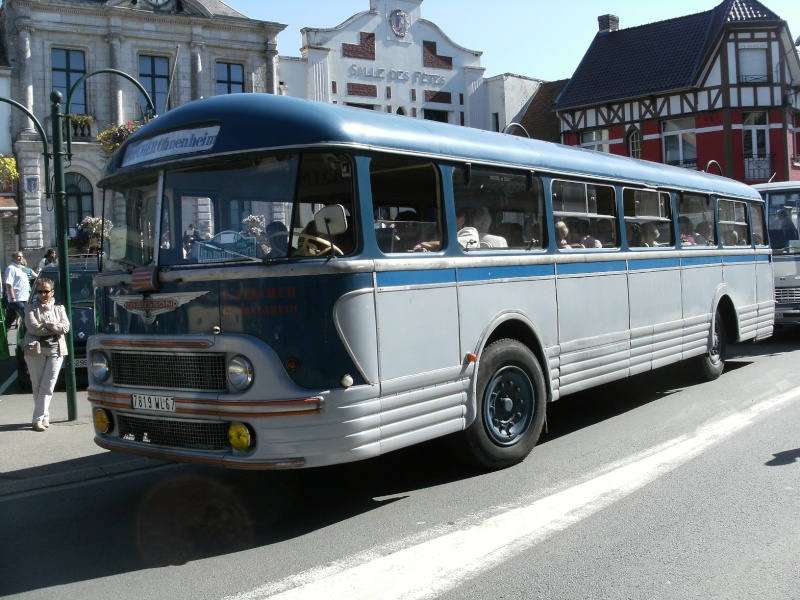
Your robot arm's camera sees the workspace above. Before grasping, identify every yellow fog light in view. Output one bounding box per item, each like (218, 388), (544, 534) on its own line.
(93, 408), (112, 434)
(228, 422), (253, 452)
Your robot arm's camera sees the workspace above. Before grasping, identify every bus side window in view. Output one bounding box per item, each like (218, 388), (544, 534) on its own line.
(623, 189), (673, 248)
(370, 157), (442, 254)
(453, 166), (545, 251)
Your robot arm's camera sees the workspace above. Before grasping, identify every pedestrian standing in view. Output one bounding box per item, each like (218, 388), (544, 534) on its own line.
(4, 251), (31, 329)
(23, 277), (70, 432)
(37, 248), (57, 273)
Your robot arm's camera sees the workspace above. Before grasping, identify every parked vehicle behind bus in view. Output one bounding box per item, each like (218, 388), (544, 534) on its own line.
(753, 181), (800, 327)
(88, 94), (773, 471)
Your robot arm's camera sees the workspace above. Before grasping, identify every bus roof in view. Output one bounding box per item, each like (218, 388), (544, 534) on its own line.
(752, 181), (800, 192)
(102, 94), (761, 201)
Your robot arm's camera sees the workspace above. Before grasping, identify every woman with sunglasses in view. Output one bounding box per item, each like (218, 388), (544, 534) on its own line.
(22, 278), (70, 432)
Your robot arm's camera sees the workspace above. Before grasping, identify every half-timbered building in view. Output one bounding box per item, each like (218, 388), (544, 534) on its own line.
(553, 0), (800, 183)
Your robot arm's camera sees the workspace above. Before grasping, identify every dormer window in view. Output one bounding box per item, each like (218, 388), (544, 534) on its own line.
(738, 42), (768, 83)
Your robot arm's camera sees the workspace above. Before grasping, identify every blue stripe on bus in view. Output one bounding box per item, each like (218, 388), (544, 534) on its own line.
(557, 260), (627, 275)
(627, 257), (681, 271)
(754, 254), (771, 263)
(376, 269), (456, 287)
(458, 264), (556, 282)
(722, 255), (756, 264)
(681, 255), (722, 267)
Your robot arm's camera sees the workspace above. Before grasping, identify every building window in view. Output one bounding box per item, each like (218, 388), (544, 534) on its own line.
(52, 49), (87, 115)
(66, 173), (93, 230)
(628, 129), (641, 159)
(580, 129), (609, 153)
(743, 112), (770, 180)
(423, 109), (448, 123)
(139, 55), (170, 116)
(662, 117), (697, 168)
(492, 113), (500, 132)
(738, 44), (768, 83)
(216, 62), (245, 95)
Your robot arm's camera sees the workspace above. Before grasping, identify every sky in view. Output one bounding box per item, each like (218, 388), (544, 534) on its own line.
(224, 0), (800, 81)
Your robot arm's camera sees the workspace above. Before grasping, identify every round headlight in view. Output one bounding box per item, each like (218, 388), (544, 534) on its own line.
(91, 351), (111, 382)
(227, 355), (254, 391)
(93, 408), (112, 434)
(228, 422), (253, 452)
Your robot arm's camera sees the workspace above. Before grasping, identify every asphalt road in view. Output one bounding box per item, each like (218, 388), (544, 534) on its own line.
(1, 329), (799, 599)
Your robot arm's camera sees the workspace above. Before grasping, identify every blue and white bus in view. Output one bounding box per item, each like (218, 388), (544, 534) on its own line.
(753, 181), (800, 326)
(88, 94), (773, 471)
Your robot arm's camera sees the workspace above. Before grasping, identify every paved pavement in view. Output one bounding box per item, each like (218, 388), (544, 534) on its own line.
(0, 329), (166, 498)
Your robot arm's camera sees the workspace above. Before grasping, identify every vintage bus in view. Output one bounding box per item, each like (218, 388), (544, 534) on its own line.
(88, 94), (773, 471)
(753, 181), (800, 327)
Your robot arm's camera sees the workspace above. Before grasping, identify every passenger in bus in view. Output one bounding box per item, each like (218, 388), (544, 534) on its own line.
(265, 221), (289, 258)
(596, 219), (616, 247)
(722, 229), (739, 246)
(776, 209), (798, 241)
(694, 221), (713, 245)
(641, 222), (661, 247)
(678, 216), (696, 245)
(555, 221), (571, 249)
(413, 208), (477, 251)
(625, 221), (642, 247)
(471, 207), (507, 248)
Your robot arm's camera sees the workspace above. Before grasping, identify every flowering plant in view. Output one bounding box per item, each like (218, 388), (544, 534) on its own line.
(73, 216), (113, 252)
(0, 155), (18, 189)
(96, 121), (142, 158)
(240, 214), (266, 238)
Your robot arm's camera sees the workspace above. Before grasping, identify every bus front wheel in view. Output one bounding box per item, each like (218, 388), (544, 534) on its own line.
(697, 310), (726, 381)
(462, 339), (546, 470)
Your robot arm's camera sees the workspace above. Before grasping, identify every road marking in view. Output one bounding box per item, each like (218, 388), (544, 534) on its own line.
(0, 370), (18, 395)
(228, 388), (800, 600)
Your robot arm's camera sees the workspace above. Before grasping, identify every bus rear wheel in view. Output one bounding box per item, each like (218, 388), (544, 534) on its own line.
(462, 339), (546, 470)
(697, 310), (726, 381)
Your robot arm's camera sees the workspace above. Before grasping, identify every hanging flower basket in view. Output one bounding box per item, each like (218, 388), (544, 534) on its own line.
(96, 121), (143, 158)
(0, 155), (19, 189)
(72, 216), (113, 253)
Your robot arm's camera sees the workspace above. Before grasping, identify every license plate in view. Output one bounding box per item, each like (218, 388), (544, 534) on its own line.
(132, 394), (175, 412)
(74, 358), (87, 368)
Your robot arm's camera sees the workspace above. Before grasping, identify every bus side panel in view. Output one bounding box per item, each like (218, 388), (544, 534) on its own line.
(374, 275), (461, 381)
(628, 264), (683, 371)
(722, 257), (758, 340)
(681, 259), (723, 321)
(755, 257), (775, 337)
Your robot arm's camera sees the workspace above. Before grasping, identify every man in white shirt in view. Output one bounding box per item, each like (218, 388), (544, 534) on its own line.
(5, 251), (31, 328)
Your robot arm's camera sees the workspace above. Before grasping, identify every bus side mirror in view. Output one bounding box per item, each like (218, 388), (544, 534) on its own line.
(315, 205), (348, 237)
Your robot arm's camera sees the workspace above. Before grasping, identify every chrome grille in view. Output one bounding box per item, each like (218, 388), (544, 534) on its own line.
(775, 287), (800, 303)
(117, 414), (230, 451)
(111, 351), (227, 391)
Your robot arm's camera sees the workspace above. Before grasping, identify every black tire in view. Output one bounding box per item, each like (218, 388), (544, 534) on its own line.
(697, 310), (726, 381)
(461, 339), (546, 470)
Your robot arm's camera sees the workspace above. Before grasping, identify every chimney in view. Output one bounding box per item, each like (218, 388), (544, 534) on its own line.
(598, 14), (619, 32)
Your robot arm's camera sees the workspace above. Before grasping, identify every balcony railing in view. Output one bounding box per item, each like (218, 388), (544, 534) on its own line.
(743, 154), (773, 181)
(665, 159), (698, 170)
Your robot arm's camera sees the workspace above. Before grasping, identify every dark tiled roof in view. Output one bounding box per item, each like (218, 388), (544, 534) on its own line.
(554, 0), (784, 111)
(519, 79), (570, 142)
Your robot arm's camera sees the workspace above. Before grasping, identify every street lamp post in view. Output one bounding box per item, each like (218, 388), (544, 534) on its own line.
(0, 71), (153, 421)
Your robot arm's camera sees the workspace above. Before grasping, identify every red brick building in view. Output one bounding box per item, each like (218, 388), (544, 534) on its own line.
(552, 0), (800, 183)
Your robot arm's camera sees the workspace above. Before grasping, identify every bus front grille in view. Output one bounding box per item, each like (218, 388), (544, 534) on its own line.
(775, 287), (800, 303)
(111, 351), (228, 391)
(117, 414), (231, 451)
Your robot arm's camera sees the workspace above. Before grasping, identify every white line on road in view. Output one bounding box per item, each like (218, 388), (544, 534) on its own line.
(0, 369), (18, 395)
(227, 387), (800, 600)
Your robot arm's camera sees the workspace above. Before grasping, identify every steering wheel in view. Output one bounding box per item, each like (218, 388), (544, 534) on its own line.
(295, 232), (343, 257)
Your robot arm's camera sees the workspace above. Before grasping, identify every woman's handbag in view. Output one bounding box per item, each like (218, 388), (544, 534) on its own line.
(23, 340), (40, 356)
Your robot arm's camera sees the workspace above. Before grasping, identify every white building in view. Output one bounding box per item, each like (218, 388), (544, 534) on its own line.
(278, 0), (535, 132)
(0, 0), (539, 265)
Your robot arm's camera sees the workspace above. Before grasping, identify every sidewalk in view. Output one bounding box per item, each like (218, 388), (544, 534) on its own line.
(0, 330), (166, 498)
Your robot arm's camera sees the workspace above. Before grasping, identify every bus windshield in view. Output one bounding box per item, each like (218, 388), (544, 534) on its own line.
(105, 153), (357, 268)
(766, 190), (800, 254)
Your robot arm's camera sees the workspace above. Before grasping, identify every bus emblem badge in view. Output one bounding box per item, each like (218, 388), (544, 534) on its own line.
(111, 291), (209, 324)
